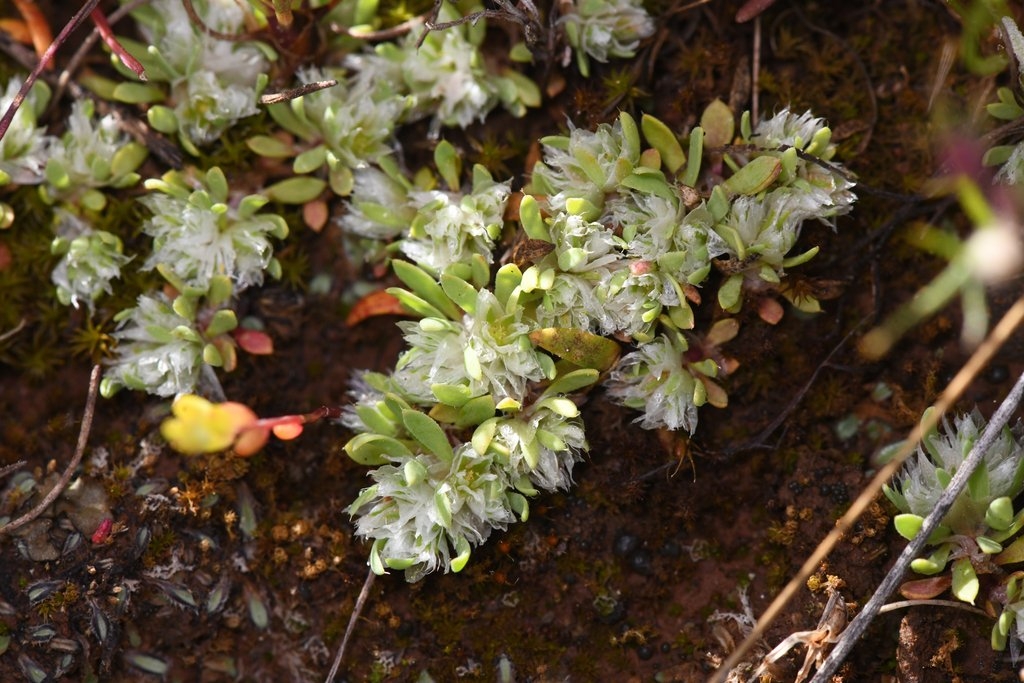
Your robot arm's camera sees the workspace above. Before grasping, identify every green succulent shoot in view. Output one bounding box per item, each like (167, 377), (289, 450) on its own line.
(884, 408), (1024, 605)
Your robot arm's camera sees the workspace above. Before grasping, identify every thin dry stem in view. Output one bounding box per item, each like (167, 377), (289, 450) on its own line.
(324, 568), (376, 683)
(709, 295), (1024, 682)
(0, 364), (101, 537)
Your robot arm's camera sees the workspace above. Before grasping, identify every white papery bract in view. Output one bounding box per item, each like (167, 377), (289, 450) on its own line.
(394, 288), (547, 404)
(0, 78), (51, 185)
(401, 178), (511, 272)
(349, 444), (515, 582)
(887, 410), (1024, 534)
(561, 0), (655, 76)
(141, 193), (284, 292)
(105, 294), (204, 397)
(50, 211), (131, 311)
(605, 333), (700, 433)
(138, 0), (268, 145)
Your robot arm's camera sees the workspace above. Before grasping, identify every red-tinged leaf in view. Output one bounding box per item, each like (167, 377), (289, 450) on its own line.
(345, 289), (406, 326)
(91, 518), (113, 544)
(272, 423), (303, 440)
(899, 575), (952, 600)
(757, 296), (784, 325)
(234, 328), (274, 355)
(303, 199), (329, 232)
(234, 426), (270, 457)
(12, 0), (52, 61)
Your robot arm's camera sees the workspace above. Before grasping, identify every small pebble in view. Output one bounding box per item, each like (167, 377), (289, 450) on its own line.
(613, 531), (640, 557)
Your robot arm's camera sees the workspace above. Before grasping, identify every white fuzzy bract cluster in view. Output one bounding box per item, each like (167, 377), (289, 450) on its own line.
(888, 410), (1024, 534)
(104, 294), (205, 397)
(561, 0), (655, 76)
(142, 195), (280, 291)
(50, 211), (131, 311)
(0, 78), (51, 186)
(351, 445), (516, 582)
(136, 0), (269, 146)
(348, 5), (538, 131)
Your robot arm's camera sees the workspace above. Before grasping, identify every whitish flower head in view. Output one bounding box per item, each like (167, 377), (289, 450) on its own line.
(50, 211), (131, 310)
(534, 267), (624, 334)
(291, 68), (407, 170)
(750, 109), (856, 224)
(401, 179), (511, 271)
(350, 6), (516, 131)
(0, 78), (51, 185)
(752, 109), (829, 152)
(140, 0), (268, 145)
(340, 166), (416, 242)
(562, 0), (655, 75)
(532, 118), (641, 209)
(44, 100), (145, 206)
(395, 288), (547, 403)
(613, 193), (727, 278)
(605, 333), (700, 432)
(350, 444), (515, 581)
(492, 408), (587, 492)
(141, 191), (285, 292)
(105, 293), (203, 396)
(717, 190), (805, 268)
(888, 410), (1024, 535)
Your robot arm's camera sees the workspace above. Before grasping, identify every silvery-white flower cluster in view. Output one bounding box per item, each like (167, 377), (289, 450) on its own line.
(345, 3), (539, 132)
(561, 0), (656, 76)
(127, 0), (271, 149)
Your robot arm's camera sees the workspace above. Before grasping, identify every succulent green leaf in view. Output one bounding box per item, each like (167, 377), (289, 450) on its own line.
(909, 545), (950, 575)
(977, 535), (1003, 554)
(113, 81), (165, 103)
(202, 343), (224, 367)
(386, 288), (446, 320)
(781, 246), (820, 268)
(700, 99), (735, 149)
(951, 556), (979, 604)
(619, 169), (676, 200)
(440, 273), (478, 314)
(717, 273), (744, 312)
(392, 260), (462, 320)
(205, 309), (238, 337)
(293, 145), (327, 174)
(264, 176), (327, 203)
(431, 383), (473, 407)
(450, 535), (471, 572)
(457, 395), (496, 428)
(508, 491), (529, 521)
(355, 404), (398, 437)
(723, 156), (782, 196)
(540, 368), (600, 399)
(434, 489), (453, 528)
(987, 497), (1016, 531)
(246, 135), (293, 158)
(401, 409), (454, 463)
(344, 433), (412, 465)
(641, 114), (685, 174)
(519, 194), (551, 241)
(682, 126), (704, 187)
(369, 539), (387, 574)
(434, 139), (462, 191)
(894, 513), (925, 541)
(472, 418), (498, 455)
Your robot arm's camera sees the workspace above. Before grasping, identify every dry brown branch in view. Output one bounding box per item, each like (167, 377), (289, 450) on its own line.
(0, 364), (101, 537)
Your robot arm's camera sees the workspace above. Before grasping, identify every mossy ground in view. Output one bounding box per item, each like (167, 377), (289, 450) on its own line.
(2, 1), (1024, 681)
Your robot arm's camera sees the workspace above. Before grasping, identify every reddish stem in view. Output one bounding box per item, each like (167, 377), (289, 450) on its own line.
(89, 7), (146, 80)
